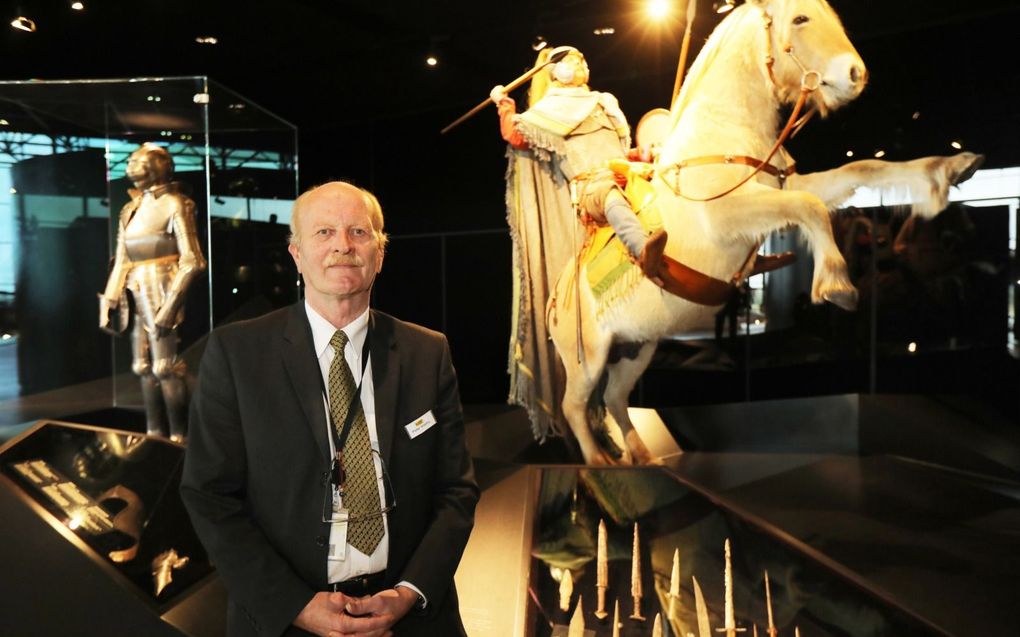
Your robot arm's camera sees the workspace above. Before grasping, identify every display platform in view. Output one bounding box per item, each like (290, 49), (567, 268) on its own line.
(0, 420), (224, 637)
(2, 398), (1015, 637)
(664, 452), (1020, 637)
(460, 464), (953, 637)
(456, 397), (1020, 637)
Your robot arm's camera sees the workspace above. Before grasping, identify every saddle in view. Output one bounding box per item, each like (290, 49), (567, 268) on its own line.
(580, 160), (796, 308)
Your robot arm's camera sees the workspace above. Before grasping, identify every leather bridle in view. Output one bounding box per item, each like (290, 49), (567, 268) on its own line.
(660, 9), (822, 201)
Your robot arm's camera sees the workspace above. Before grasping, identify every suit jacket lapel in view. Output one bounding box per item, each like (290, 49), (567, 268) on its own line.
(370, 310), (399, 466)
(281, 303), (331, 462)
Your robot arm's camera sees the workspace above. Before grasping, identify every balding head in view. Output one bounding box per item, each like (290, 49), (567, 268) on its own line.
(289, 182), (388, 252)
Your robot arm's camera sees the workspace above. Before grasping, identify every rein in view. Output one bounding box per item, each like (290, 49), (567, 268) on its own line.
(660, 10), (821, 201)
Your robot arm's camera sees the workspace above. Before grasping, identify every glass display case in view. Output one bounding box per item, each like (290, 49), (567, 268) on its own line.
(0, 76), (298, 430)
(524, 466), (950, 637)
(0, 421), (210, 606)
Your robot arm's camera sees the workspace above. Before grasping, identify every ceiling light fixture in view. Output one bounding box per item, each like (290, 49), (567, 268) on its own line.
(647, 0), (670, 20)
(425, 55), (438, 67)
(845, 150), (853, 158)
(950, 140), (963, 150)
(593, 27), (615, 36)
(10, 16), (36, 32)
(70, 2), (84, 10)
(0, 118), (9, 126)
(195, 36), (218, 45)
(874, 149), (886, 158)
(713, 0), (736, 14)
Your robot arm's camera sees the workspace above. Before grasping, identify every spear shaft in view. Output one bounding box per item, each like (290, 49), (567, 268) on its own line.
(440, 48), (571, 134)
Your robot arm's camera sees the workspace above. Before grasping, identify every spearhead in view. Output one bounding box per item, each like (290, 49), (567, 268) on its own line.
(669, 547), (681, 618)
(559, 568), (574, 612)
(629, 523), (645, 620)
(595, 519), (609, 618)
(568, 595), (586, 637)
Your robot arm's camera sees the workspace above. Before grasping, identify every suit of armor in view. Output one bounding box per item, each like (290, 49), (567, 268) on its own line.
(99, 143), (206, 442)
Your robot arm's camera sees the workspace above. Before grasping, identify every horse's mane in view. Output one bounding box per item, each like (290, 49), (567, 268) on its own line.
(669, 4), (764, 128)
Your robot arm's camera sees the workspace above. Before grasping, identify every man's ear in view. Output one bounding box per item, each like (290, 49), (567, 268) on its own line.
(287, 242), (302, 272)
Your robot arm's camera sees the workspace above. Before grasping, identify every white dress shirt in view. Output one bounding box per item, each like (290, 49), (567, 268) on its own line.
(305, 303), (426, 605)
(305, 303), (389, 582)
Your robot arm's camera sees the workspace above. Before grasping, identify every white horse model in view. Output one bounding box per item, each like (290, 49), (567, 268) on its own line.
(548, 0), (983, 465)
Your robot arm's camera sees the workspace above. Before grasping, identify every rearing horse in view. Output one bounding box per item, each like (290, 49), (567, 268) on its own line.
(548, 0), (983, 465)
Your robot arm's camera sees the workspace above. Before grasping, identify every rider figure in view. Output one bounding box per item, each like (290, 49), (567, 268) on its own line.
(491, 46), (667, 280)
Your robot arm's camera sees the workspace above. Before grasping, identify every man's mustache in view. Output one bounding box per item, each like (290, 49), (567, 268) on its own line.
(324, 253), (364, 267)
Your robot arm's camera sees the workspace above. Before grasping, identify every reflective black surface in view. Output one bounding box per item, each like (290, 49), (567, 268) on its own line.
(0, 422), (212, 608)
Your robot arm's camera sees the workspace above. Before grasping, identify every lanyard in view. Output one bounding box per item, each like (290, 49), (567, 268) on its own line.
(321, 325), (372, 455)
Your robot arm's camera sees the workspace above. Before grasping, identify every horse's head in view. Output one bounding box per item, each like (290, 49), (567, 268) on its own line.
(750, 0), (867, 115)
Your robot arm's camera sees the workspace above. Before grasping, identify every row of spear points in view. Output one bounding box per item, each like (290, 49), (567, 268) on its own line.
(560, 521), (800, 637)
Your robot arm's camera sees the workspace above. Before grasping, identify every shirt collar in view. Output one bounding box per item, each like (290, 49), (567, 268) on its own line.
(304, 301), (370, 360)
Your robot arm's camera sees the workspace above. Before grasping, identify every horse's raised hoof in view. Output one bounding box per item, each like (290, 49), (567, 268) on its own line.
(813, 258), (858, 310)
(947, 152), (984, 186)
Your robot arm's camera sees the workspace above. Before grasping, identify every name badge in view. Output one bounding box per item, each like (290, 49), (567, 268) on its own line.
(405, 410), (436, 439)
(328, 518), (348, 561)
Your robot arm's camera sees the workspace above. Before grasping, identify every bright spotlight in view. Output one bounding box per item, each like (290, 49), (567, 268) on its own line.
(70, 2), (84, 10)
(874, 149), (886, 158)
(950, 140), (963, 150)
(846, 150), (854, 158)
(647, 0), (670, 20)
(907, 342), (917, 353)
(425, 55), (438, 67)
(10, 16), (36, 32)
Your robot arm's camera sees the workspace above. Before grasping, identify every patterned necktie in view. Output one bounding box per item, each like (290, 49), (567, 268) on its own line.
(328, 330), (384, 554)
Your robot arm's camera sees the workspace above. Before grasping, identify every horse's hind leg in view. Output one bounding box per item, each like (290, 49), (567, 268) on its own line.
(560, 339), (614, 465)
(604, 342), (659, 465)
(549, 276), (615, 465)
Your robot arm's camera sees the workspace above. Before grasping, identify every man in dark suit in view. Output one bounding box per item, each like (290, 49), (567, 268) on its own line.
(180, 181), (479, 636)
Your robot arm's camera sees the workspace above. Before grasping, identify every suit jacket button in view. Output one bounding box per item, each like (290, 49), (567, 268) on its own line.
(315, 535), (327, 547)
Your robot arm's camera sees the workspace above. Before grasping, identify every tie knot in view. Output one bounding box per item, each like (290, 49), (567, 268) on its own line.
(330, 330), (349, 353)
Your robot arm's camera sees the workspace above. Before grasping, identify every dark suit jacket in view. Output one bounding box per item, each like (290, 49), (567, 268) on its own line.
(180, 304), (479, 637)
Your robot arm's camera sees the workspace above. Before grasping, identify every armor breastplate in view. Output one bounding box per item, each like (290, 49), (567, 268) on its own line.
(123, 194), (180, 262)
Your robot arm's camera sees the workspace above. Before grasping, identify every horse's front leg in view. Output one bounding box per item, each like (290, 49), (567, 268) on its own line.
(701, 186), (857, 310)
(786, 152), (983, 218)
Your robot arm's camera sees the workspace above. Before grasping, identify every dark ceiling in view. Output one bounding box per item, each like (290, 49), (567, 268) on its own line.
(1, 0), (1018, 232)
